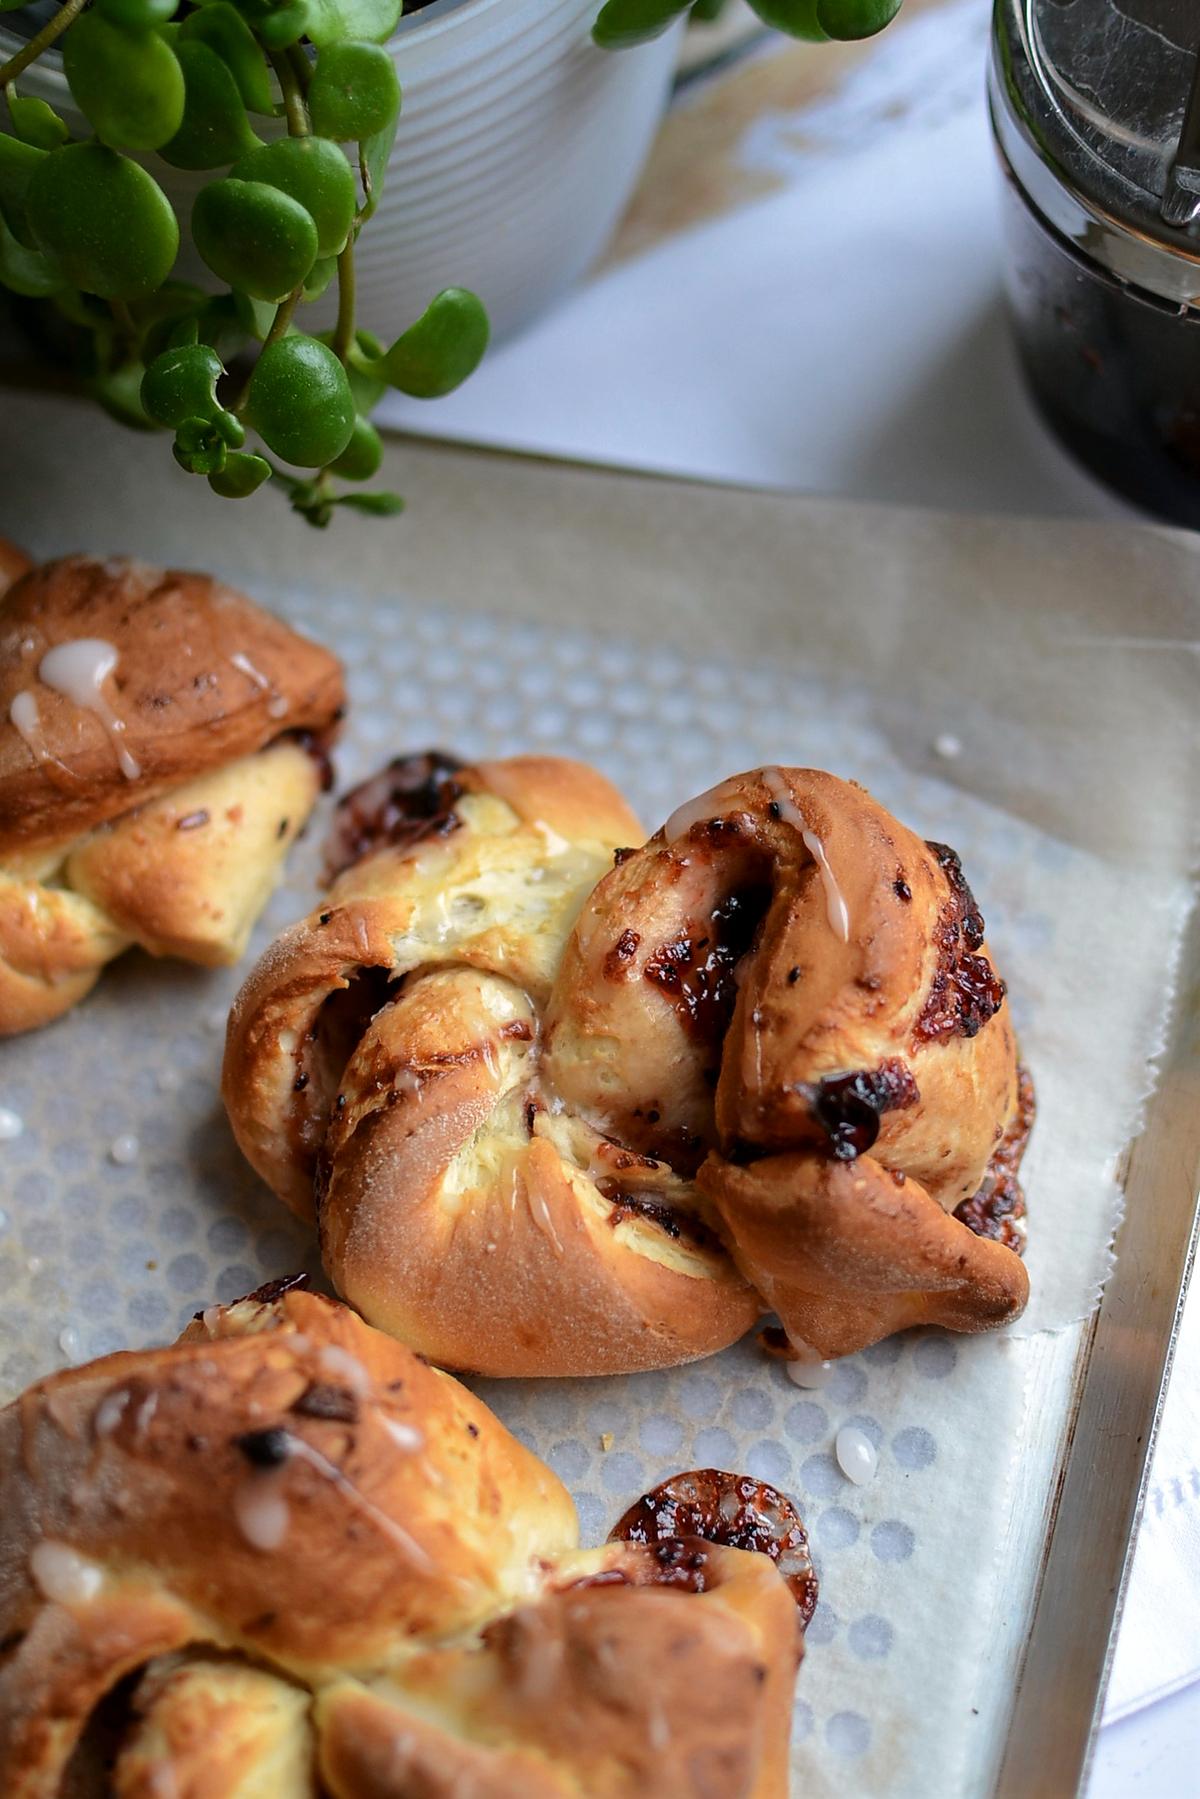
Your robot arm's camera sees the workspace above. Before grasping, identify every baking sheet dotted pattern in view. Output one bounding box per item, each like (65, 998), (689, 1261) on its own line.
(0, 587), (1172, 1796)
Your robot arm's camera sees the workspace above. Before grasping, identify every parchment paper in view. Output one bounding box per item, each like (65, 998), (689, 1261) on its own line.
(0, 393), (1197, 1796)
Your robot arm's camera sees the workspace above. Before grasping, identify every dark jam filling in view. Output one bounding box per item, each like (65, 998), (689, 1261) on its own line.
(292, 727), (337, 793)
(643, 884), (770, 1049)
(601, 1185), (719, 1253)
(561, 1537), (712, 1596)
(808, 1059), (919, 1161)
(610, 1468), (818, 1624)
(916, 841), (1006, 1042)
(322, 749), (465, 881)
(953, 1064), (1036, 1256)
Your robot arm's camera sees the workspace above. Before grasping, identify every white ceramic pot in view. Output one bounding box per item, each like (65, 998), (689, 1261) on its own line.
(5, 0), (680, 342)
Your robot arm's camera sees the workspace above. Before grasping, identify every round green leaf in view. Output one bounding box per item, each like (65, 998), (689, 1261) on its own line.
(745, 0), (825, 37)
(192, 177), (317, 300)
(63, 13), (186, 151)
(26, 144), (179, 298)
(0, 207), (65, 298)
(302, 256), (337, 300)
(160, 39), (262, 170)
(0, 135), (45, 235)
(815, 0), (901, 38)
(308, 41), (399, 143)
(173, 418), (229, 475)
(92, 360), (154, 429)
(209, 451), (271, 497)
(7, 94), (70, 151)
(379, 287), (489, 399)
(95, 0), (179, 25)
(244, 333), (355, 467)
(232, 137), (356, 258)
(180, 4), (274, 114)
(256, 0), (312, 49)
(592, 0), (690, 48)
(336, 489), (404, 515)
(304, 0), (401, 47)
(344, 327), (387, 412)
(329, 414), (381, 480)
(141, 341), (245, 452)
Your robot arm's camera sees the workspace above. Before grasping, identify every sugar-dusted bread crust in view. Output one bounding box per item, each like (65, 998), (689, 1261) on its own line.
(0, 554), (344, 851)
(0, 554), (345, 1033)
(0, 1290), (800, 1798)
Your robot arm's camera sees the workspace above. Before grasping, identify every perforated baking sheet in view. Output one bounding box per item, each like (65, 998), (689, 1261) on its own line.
(1, 394), (1197, 1797)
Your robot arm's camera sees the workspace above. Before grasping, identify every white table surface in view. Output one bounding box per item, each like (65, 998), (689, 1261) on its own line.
(379, 1), (1200, 1790)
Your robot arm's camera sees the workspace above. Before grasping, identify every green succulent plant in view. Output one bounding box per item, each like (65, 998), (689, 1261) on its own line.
(0, 0), (900, 523)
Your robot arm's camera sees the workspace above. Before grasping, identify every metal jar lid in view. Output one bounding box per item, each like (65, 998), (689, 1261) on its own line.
(990, 0), (1200, 306)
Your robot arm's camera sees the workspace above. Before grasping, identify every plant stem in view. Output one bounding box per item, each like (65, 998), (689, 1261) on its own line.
(268, 48), (309, 137)
(286, 43), (312, 93)
(109, 297), (136, 344)
(356, 148), (376, 229)
(0, 0), (89, 87)
(232, 283), (303, 414)
(332, 240), (355, 362)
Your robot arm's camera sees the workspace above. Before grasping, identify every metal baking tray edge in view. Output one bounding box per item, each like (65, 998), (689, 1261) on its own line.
(994, 898), (1200, 1798)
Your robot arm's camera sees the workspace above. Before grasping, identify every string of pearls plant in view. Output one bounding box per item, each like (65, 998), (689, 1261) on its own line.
(0, 0), (900, 523)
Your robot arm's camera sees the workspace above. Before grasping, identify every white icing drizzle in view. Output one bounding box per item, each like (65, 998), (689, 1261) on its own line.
(785, 1340), (835, 1389)
(10, 690), (50, 763)
(760, 767), (850, 943)
(30, 1540), (103, 1606)
(230, 650), (289, 719)
(317, 1343), (371, 1397)
(534, 820), (570, 858)
(663, 777), (745, 844)
(234, 1481), (291, 1551)
(39, 639), (141, 780)
(835, 1425), (878, 1487)
(382, 1417), (425, 1453)
(94, 1388), (131, 1437)
(282, 1435), (436, 1573)
(526, 1184), (564, 1256)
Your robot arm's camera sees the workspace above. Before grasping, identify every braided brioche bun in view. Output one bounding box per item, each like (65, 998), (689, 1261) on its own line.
(225, 755), (1031, 1375)
(0, 1287), (801, 1797)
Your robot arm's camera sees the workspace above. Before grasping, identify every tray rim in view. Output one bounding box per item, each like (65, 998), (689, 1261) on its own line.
(993, 898), (1200, 1799)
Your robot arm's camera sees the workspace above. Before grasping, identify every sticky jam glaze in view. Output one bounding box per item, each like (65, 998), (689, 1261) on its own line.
(642, 883), (770, 1051)
(807, 1060), (919, 1161)
(916, 842), (1006, 1042)
(953, 1064), (1036, 1256)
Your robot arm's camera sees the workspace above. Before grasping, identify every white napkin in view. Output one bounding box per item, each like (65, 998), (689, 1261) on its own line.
(1104, 1273), (1200, 1720)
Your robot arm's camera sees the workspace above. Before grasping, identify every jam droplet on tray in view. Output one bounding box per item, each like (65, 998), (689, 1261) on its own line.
(609, 1467), (818, 1625)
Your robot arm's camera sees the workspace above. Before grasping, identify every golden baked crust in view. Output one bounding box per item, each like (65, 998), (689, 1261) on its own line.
(225, 758), (1031, 1374)
(0, 555), (345, 1034)
(224, 754), (760, 1374)
(0, 1290), (800, 1798)
(0, 536), (33, 597)
(0, 555), (343, 849)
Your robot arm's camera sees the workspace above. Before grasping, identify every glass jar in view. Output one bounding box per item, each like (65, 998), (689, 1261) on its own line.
(990, 0), (1200, 527)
